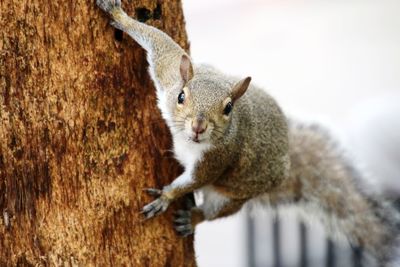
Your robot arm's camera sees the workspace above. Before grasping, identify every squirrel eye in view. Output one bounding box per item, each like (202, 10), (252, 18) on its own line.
(178, 91), (185, 104)
(223, 102), (233, 115)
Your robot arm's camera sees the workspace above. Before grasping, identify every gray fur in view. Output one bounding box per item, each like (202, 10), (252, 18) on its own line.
(97, 1), (400, 264)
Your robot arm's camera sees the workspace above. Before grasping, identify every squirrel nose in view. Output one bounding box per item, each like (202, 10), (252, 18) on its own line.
(192, 117), (207, 134)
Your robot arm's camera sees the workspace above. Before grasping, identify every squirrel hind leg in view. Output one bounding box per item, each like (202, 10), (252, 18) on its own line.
(110, 21), (125, 32)
(174, 210), (193, 237)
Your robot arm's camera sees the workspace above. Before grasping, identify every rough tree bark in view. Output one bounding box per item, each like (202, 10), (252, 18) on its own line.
(0, 1), (195, 266)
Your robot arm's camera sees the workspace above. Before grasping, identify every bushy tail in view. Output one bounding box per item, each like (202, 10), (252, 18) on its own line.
(287, 120), (400, 265)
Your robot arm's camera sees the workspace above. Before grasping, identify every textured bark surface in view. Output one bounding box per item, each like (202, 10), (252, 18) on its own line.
(0, 1), (195, 266)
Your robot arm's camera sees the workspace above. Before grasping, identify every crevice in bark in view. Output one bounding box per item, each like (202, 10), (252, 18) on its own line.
(135, 7), (152, 22)
(114, 29), (124, 41)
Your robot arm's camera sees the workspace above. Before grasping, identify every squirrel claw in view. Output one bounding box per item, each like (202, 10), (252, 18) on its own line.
(174, 209), (194, 237)
(96, 0), (121, 14)
(141, 196), (170, 219)
(175, 225), (193, 237)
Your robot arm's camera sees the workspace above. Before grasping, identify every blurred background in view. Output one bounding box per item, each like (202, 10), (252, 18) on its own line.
(182, 0), (400, 266)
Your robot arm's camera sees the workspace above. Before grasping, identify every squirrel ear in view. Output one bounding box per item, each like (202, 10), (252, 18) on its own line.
(232, 77), (251, 102)
(180, 54), (194, 84)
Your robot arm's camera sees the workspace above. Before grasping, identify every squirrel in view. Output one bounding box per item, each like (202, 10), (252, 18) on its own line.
(96, 0), (400, 265)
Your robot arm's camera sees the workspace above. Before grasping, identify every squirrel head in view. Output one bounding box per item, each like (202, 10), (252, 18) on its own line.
(165, 55), (251, 145)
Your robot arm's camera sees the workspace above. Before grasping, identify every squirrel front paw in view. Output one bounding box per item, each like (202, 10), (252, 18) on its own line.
(96, 0), (121, 14)
(141, 188), (171, 219)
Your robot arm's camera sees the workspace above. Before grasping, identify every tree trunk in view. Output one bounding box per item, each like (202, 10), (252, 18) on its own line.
(0, 1), (195, 266)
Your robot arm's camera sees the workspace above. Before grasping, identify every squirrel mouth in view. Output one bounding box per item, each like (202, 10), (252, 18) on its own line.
(189, 131), (209, 144)
(190, 134), (202, 143)
(191, 136), (201, 143)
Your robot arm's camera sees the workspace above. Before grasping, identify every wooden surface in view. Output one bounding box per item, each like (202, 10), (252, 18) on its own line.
(0, 1), (194, 266)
